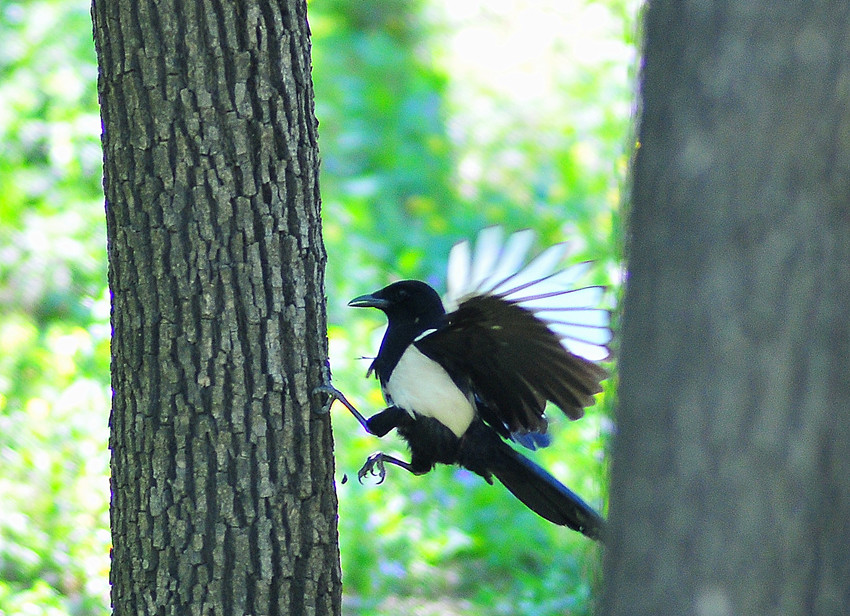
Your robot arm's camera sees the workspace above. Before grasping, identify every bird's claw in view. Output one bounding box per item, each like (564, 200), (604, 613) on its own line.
(311, 382), (373, 432)
(312, 383), (340, 414)
(358, 453), (387, 484)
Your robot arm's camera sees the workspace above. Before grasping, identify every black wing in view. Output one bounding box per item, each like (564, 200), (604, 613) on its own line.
(415, 293), (608, 435)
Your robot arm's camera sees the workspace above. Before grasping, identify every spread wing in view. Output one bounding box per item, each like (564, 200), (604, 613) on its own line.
(417, 227), (611, 434)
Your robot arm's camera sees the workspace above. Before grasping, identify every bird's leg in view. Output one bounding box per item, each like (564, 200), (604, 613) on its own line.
(313, 361), (368, 422)
(312, 383), (373, 433)
(357, 452), (421, 484)
(313, 363), (409, 438)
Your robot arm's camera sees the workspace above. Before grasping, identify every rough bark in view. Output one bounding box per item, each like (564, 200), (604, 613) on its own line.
(92, 0), (341, 614)
(603, 3), (850, 615)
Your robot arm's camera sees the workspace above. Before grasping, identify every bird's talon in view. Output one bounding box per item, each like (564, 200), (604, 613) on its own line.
(312, 384), (343, 414)
(358, 453), (387, 484)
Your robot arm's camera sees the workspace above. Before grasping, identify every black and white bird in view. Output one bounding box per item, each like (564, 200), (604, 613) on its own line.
(319, 227), (612, 541)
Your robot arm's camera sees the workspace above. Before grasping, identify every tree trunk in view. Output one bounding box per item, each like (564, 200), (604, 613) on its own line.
(92, 0), (341, 614)
(604, 2), (850, 614)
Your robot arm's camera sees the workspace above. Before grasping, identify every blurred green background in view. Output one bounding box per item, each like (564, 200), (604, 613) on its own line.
(0, 0), (636, 614)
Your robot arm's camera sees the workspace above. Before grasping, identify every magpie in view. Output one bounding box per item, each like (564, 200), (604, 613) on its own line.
(318, 227), (611, 541)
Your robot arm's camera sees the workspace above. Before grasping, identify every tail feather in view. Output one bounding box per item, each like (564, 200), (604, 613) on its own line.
(490, 442), (606, 541)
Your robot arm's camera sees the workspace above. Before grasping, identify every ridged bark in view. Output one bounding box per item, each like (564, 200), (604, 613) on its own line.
(92, 0), (341, 614)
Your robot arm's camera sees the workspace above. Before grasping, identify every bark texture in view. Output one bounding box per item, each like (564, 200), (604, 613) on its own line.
(604, 3), (850, 615)
(92, 0), (341, 614)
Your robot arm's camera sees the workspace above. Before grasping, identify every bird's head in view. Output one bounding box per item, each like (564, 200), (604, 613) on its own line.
(349, 280), (445, 330)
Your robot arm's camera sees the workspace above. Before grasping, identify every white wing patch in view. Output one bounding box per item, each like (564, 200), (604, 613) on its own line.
(413, 328), (438, 342)
(386, 346), (475, 438)
(445, 227), (613, 362)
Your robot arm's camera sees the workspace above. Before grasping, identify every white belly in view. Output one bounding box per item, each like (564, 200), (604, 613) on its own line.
(385, 346), (475, 438)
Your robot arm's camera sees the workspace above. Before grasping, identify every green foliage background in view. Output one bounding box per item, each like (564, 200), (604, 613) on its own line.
(0, 0), (636, 614)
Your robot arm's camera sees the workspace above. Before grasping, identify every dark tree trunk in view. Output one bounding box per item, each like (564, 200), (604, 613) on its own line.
(603, 2), (850, 614)
(92, 1), (341, 614)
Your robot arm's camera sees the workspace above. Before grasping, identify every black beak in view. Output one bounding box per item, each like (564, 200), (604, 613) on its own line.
(348, 293), (390, 309)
